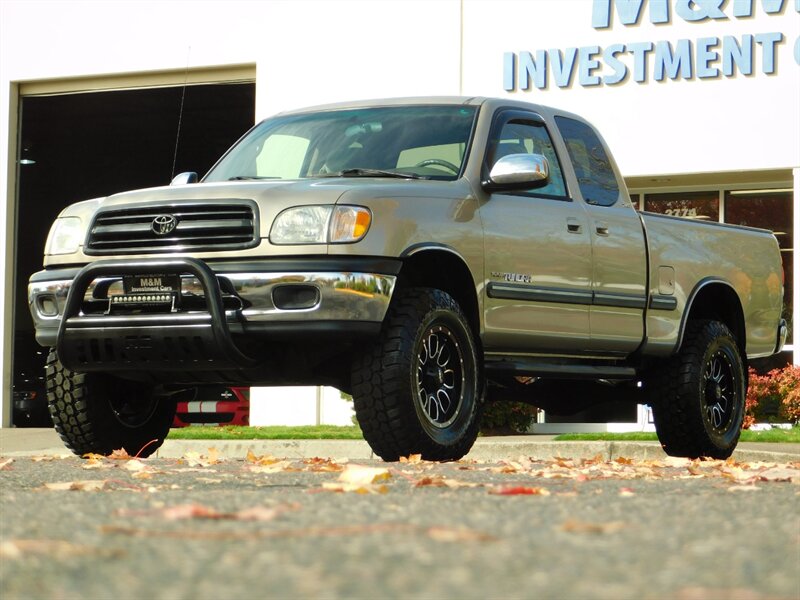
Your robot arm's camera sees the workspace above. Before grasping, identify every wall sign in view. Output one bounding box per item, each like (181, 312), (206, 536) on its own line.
(504, 0), (800, 90)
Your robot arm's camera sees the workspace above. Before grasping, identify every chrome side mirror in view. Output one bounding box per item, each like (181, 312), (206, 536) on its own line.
(170, 171), (198, 185)
(485, 154), (549, 191)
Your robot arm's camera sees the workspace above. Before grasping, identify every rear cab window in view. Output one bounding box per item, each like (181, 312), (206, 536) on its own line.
(554, 116), (620, 207)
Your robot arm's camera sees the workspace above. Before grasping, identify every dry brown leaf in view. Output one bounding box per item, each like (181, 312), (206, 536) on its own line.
(32, 455), (71, 462)
(561, 519), (626, 534)
(490, 486), (551, 496)
(182, 449), (221, 467)
(302, 457), (346, 472)
(115, 502), (295, 521)
(246, 450), (283, 466)
(727, 485), (761, 492)
(321, 482), (390, 494)
(123, 459), (149, 472)
(339, 464), (391, 485)
(44, 480), (109, 492)
(108, 448), (133, 460)
(247, 461), (293, 474)
(400, 454), (423, 464)
(757, 466), (800, 483)
(0, 458), (13, 470)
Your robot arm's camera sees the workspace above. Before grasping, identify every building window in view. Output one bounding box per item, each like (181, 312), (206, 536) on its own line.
(643, 191), (720, 221)
(724, 189), (793, 344)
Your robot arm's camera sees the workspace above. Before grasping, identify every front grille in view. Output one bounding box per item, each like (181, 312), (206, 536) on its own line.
(85, 200), (258, 254)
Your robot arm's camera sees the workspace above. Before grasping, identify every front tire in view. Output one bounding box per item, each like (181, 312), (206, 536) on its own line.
(46, 350), (176, 457)
(351, 288), (482, 461)
(649, 320), (745, 459)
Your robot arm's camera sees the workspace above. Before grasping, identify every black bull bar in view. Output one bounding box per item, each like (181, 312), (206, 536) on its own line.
(56, 258), (258, 373)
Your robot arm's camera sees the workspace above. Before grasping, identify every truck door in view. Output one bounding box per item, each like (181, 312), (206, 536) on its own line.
(554, 116), (647, 354)
(480, 110), (593, 354)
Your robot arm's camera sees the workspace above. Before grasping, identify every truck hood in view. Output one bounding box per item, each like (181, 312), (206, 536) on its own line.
(46, 177), (468, 267)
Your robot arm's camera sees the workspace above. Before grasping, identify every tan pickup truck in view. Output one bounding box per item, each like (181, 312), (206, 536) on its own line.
(29, 97), (786, 461)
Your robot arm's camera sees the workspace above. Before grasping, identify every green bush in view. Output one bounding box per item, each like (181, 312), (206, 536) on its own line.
(480, 401), (539, 435)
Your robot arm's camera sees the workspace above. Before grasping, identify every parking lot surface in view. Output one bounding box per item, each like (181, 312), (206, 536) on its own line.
(2, 450), (798, 600)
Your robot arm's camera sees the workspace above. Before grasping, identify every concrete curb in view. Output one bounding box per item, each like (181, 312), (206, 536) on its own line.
(2, 429), (797, 463)
(153, 439), (799, 464)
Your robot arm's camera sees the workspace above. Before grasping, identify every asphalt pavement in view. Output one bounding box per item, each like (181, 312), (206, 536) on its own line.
(1, 447), (798, 600)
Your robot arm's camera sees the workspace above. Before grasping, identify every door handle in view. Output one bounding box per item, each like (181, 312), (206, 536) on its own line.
(566, 218), (582, 234)
(595, 222), (609, 236)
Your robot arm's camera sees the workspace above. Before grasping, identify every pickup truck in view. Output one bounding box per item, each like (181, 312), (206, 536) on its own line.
(28, 97), (787, 461)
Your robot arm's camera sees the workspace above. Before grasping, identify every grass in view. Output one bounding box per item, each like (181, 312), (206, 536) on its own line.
(554, 427), (800, 444)
(167, 425), (364, 440)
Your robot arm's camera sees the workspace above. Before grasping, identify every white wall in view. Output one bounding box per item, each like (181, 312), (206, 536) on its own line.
(248, 386), (354, 426)
(462, 0), (800, 177)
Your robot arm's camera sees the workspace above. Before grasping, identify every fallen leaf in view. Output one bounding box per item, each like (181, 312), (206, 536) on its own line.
(123, 459), (149, 472)
(31, 455), (71, 462)
(115, 503), (296, 521)
(561, 519), (626, 534)
(490, 486), (551, 496)
(727, 485), (761, 492)
(757, 466), (800, 483)
(339, 464), (391, 485)
(108, 448), (133, 460)
(321, 482), (390, 494)
(302, 457), (346, 472)
(246, 449), (285, 466)
(182, 449), (221, 468)
(400, 454), (423, 464)
(415, 475), (448, 487)
(247, 461), (294, 474)
(0, 458), (13, 470)
(44, 480), (110, 492)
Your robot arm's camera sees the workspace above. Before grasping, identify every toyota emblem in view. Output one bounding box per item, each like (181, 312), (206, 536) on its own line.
(152, 214), (178, 236)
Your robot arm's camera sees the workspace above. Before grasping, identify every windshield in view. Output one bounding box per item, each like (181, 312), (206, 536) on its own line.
(204, 105), (478, 182)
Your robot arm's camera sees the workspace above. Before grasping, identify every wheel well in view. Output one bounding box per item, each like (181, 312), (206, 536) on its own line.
(683, 282), (746, 356)
(397, 250), (480, 338)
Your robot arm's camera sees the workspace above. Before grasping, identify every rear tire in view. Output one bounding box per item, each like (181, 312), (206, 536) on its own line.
(649, 320), (745, 459)
(46, 350), (176, 457)
(351, 287), (482, 461)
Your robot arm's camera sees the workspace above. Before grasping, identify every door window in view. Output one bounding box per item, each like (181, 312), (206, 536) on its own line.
(489, 120), (568, 198)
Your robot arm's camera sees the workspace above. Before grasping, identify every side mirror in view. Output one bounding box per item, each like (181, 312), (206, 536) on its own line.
(483, 154), (549, 191)
(170, 171), (198, 185)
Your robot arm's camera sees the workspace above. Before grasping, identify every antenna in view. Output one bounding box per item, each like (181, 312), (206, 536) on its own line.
(171, 47), (191, 180)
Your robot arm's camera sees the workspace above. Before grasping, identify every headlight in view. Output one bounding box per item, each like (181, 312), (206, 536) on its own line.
(45, 217), (83, 255)
(270, 205), (371, 245)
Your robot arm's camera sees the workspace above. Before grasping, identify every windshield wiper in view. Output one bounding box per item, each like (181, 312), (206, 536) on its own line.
(228, 176), (280, 181)
(317, 168), (426, 180)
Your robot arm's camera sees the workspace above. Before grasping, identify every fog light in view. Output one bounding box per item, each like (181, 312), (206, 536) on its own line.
(272, 285), (320, 310)
(37, 295), (58, 316)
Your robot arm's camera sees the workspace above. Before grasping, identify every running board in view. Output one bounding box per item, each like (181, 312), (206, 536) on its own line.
(484, 357), (637, 380)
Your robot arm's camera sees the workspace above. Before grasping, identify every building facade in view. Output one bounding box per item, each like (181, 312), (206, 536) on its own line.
(1, 0), (797, 427)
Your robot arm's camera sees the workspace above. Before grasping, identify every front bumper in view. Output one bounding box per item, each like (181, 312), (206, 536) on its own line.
(29, 257), (398, 372)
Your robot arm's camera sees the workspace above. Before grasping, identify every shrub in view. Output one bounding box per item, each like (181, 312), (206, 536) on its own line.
(480, 401), (539, 435)
(745, 365), (800, 427)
